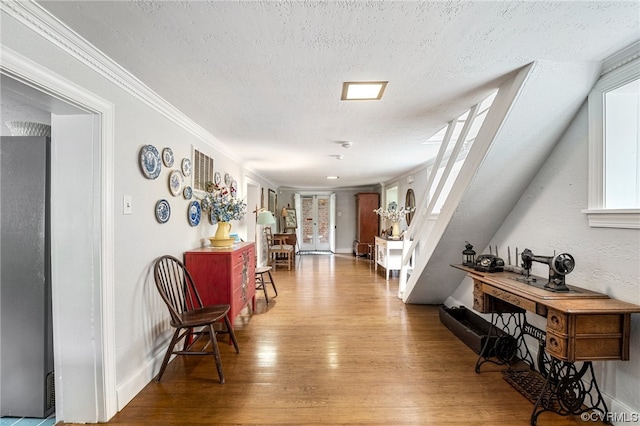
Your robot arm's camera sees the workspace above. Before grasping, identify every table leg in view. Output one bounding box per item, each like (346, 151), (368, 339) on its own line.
(531, 358), (609, 426)
(475, 310), (534, 373)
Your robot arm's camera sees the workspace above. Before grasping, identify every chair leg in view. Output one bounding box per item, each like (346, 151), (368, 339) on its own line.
(207, 323), (225, 384)
(257, 273), (269, 304)
(156, 328), (182, 382)
(224, 314), (240, 354)
(182, 327), (193, 352)
(267, 270), (278, 296)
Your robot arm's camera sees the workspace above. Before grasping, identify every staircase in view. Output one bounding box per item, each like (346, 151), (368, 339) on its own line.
(398, 60), (602, 304)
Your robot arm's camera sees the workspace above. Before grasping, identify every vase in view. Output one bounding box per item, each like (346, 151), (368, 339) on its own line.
(391, 222), (401, 238)
(209, 222), (235, 247)
(215, 221), (232, 239)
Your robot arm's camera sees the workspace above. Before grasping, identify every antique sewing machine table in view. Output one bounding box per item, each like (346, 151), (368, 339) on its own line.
(451, 264), (640, 425)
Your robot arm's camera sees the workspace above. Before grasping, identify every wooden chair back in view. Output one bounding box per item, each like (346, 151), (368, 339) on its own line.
(153, 255), (203, 325)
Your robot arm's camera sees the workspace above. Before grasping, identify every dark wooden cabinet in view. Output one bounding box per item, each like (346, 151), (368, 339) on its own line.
(184, 243), (255, 329)
(353, 192), (379, 256)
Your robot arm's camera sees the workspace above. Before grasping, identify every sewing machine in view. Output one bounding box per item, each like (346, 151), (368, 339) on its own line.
(518, 248), (575, 292)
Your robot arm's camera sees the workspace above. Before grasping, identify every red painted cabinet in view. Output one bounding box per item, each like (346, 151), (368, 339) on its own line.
(184, 242), (255, 329)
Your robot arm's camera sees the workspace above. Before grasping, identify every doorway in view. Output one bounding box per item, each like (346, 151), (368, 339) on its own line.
(297, 194), (335, 252)
(1, 61), (116, 422)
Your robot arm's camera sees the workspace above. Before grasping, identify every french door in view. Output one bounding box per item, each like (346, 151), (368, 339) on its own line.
(297, 194), (334, 252)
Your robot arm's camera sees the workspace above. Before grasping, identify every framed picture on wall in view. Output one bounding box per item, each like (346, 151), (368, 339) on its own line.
(285, 209), (297, 229)
(268, 189), (277, 215)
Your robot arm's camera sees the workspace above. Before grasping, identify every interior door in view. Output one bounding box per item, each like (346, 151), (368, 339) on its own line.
(299, 195), (332, 252)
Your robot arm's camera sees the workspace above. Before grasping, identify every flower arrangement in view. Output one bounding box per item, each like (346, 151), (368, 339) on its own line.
(199, 182), (246, 222)
(373, 201), (415, 223)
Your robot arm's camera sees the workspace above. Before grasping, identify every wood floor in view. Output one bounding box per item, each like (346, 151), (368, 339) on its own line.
(74, 253), (605, 425)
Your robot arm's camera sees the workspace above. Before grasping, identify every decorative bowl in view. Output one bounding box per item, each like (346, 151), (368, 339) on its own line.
(208, 237), (236, 248)
(5, 121), (52, 137)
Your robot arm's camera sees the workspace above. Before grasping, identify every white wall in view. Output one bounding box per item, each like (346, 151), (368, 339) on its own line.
(1, 7), (274, 421)
(448, 102), (640, 416)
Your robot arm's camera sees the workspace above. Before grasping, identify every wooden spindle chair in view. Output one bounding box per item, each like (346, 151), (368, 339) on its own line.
(153, 255), (239, 384)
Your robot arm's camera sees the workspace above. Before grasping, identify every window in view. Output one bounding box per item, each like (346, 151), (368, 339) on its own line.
(604, 78), (639, 208)
(585, 53), (640, 229)
(193, 148), (214, 192)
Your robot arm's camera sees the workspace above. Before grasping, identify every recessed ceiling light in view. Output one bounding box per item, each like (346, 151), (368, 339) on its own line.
(326, 176), (339, 180)
(341, 81), (388, 100)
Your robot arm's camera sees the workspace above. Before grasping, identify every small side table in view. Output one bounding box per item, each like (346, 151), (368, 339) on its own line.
(367, 244), (375, 262)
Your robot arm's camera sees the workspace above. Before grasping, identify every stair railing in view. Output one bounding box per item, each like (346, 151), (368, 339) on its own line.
(398, 103), (481, 299)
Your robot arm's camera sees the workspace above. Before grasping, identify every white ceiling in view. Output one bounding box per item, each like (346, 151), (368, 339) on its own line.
(38, 1), (639, 189)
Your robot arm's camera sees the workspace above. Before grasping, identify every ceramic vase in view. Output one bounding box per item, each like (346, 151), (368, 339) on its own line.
(214, 221), (232, 239)
(392, 222), (400, 238)
(209, 221), (235, 247)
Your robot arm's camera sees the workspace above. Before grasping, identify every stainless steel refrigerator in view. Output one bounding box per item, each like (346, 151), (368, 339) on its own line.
(0, 136), (55, 418)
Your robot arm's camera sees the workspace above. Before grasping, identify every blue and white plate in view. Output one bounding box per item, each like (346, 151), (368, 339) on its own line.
(162, 147), (174, 167)
(182, 158), (192, 177)
(209, 209), (218, 225)
(188, 200), (201, 226)
(139, 145), (161, 179)
(155, 199), (171, 223)
(230, 179), (238, 198)
(214, 171), (222, 185)
(168, 170), (183, 196)
(183, 185), (193, 200)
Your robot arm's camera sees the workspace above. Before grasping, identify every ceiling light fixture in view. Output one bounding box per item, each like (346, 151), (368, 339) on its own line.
(330, 154), (344, 160)
(341, 141), (352, 148)
(326, 176), (339, 180)
(341, 81), (388, 101)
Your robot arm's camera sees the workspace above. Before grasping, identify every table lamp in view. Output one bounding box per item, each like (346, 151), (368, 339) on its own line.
(257, 209), (276, 226)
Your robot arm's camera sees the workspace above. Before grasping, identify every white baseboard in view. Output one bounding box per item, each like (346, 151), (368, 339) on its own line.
(335, 248), (352, 254)
(115, 349), (168, 411)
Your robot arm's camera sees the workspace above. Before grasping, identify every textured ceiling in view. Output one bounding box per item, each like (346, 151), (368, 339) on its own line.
(38, 0), (640, 189)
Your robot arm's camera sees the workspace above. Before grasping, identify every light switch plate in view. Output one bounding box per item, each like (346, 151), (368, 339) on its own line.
(123, 195), (133, 215)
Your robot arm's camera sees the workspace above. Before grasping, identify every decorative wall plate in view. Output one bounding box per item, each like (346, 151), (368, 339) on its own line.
(155, 199), (171, 223)
(162, 147), (174, 167)
(139, 145), (161, 179)
(214, 171), (222, 185)
(209, 209), (218, 225)
(183, 185), (193, 200)
(230, 179), (238, 197)
(182, 158), (192, 177)
(169, 170), (183, 196)
(188, 200), (201, 226)
(224, 172), (231, 186)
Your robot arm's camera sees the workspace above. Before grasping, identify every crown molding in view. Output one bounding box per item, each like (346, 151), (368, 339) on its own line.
(601, 39), (640, 75)
(0, 0), (249, 168)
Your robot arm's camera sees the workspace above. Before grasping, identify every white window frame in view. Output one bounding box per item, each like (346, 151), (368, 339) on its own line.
(584, 51), (640, 229)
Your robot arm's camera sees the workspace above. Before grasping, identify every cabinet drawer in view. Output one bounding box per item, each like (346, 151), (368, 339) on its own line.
(231, 252), (245, 268)
(546, 332), (568, 360)
(473, 292), (486, 313)
(547, 309), (567, 333)
(484, 285), (536, 312)
(473, 279), (483, 293)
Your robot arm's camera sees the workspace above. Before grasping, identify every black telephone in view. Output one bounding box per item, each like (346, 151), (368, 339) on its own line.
(474, 254), (505, 273)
